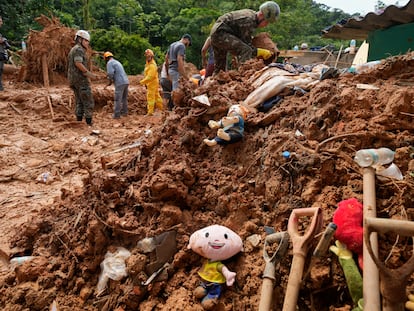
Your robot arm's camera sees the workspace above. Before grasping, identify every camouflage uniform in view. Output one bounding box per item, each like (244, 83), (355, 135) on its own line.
(210, 9), (259, 74)
(67, 43), (94, 123)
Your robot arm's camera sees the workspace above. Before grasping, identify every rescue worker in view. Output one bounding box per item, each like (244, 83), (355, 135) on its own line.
(165, 34), (191, 92)
(160, 61), (173, 110)
(103, 51), (129, 119)
(201, 36), (215, 78)
(0, 16), (10, 91)
(67, 30), (96, 125)
(210, 1), (280, 75)
(139, 49), (163, 116)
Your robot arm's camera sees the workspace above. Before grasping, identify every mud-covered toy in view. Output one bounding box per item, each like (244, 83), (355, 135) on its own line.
(203, 104), (249, 146)
(333, 198), (363, 269)
(188, 224), (243, 310)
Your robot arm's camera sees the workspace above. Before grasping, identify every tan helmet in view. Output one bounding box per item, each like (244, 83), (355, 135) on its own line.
(259, 1), (280, 23)
(75, 30), (90, 41)
(103, 51), (113, 60)
(144, 49), (154, 57)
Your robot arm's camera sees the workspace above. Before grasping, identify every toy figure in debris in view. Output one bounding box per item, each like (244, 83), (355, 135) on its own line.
(333, 198), (363, 269)
(204, 104), (249, 147)
(188, 224), (243, 310)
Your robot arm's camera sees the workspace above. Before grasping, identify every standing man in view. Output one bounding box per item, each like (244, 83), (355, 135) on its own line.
(210, 1), (280, 75)
(160, 61), (173, 110)
(0, 16), (10, 91)
(201, 36), (215, 78)
(103, 51), (129, 119)
(67, 30), (96, 126)
(165, 34), (192, 95)
(139, 49), (163, 116)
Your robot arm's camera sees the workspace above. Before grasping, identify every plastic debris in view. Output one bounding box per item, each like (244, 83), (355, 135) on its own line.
(96, 247), (131, 296)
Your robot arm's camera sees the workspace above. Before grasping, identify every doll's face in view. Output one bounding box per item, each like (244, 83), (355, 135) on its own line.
(188, 225), (243, 261)
(228, 105), (241, 116)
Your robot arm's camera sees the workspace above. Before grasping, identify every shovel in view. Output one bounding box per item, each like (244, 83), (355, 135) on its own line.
(364, 217), (414, 311)
(282, 207), (323, 311)
(259, 231), (290, 311)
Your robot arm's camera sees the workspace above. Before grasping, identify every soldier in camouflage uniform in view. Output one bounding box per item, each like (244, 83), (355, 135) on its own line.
(210, 1), (280, 75)
(67, 30), (96, 125)
(0, 16), (11, 91)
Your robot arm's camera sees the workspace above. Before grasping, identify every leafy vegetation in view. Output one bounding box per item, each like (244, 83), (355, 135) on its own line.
(0, 0), (362, 74)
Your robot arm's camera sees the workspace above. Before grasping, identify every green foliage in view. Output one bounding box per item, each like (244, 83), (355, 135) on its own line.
(92, 27), (154, 74)
(1, 0), (354, 68)
(162, 7), (220, 68)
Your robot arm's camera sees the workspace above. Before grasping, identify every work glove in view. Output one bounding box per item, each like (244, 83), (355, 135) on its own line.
(256, 48), (273, 60)
(208, 120), (220, 129)
(330, 240), (362, 306)
(406, 294), (414, 310)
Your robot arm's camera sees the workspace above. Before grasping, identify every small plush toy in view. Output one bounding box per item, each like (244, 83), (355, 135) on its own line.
(203, 104), (249, 147)
(330, 240), (363, 311)
(333, 198), (363, 269)
(188, 225), (243, 310)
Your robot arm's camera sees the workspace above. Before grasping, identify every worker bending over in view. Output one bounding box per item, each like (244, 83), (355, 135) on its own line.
(210, 1), (280, 75)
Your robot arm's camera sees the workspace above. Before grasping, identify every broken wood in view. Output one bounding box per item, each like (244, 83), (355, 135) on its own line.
(8, 103), (22, 115)
(42, 54), (49, 88)
(47, 95), (55, 119)
(334, 45), (343, 68)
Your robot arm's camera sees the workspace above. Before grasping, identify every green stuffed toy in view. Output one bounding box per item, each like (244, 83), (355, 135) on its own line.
(330, 240), (363, 311)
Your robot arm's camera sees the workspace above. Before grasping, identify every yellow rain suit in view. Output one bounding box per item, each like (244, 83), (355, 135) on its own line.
(140, 58), (163, 115)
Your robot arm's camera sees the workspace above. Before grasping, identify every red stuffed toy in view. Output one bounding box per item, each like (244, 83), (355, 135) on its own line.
(333, 198), (363, 269)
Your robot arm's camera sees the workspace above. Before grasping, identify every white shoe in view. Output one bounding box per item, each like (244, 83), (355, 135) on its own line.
(203, 138), (217, 146)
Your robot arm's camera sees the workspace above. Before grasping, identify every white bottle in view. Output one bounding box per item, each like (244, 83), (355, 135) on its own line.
(354, 148), (395, 167)
(21, 41), (27, 52)
(350, 39), (356, 54)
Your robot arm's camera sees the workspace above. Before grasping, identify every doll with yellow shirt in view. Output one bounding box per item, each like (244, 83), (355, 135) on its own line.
(188, 225), (243, 310)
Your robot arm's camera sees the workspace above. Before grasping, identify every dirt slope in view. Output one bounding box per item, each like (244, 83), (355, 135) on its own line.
(1, 52), (414, 311)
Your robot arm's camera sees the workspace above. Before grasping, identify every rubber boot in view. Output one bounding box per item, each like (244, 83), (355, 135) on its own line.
(168, 98), (174, 111)
(86, 117), (92, 126)
(155, 99), (164, 111)
(146, 101), (155, 116)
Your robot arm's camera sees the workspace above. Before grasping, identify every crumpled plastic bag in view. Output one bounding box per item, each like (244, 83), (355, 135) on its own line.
(96, 247), (131, 295)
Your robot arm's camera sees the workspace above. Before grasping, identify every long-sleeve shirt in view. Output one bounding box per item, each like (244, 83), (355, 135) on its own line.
(106, 58), (129, 87)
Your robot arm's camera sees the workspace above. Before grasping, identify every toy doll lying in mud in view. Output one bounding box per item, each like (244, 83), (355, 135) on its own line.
(188, 224), (243, 310)
(203, 104), (249, 147)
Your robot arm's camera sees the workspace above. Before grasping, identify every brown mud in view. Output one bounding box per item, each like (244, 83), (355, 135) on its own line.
(1, 16), (414, 311)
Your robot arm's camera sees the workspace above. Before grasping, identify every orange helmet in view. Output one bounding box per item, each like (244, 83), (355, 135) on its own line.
(103, 51), (113, 60)
(144, 49), (154, 57)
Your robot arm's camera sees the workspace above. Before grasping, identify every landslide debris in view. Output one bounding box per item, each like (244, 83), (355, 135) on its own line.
(1, 34), (414, 311)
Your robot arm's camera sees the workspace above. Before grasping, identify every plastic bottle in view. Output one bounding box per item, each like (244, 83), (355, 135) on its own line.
(350, 39), (356, 54)
(9, 256), (35, 269)
(21, 41), (27, 52)
(354, 147), (395, 167)
(282, 151), (291, 159)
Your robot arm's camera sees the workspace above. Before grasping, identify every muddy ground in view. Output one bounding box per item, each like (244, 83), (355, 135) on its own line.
(0, 51), (414, 311)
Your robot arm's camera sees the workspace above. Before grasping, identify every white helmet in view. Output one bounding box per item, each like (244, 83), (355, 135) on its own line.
(259, 1), (280, 23)
(75, 30), (90, 41)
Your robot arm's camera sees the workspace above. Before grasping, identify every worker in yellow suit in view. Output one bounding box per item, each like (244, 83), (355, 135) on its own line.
(139, 49), (163, 116)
